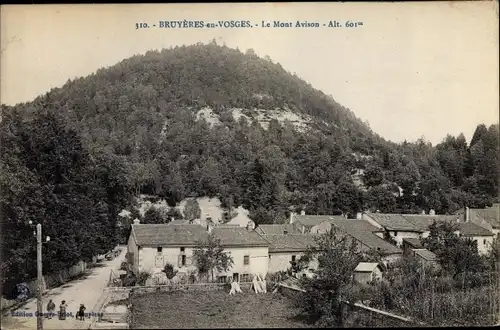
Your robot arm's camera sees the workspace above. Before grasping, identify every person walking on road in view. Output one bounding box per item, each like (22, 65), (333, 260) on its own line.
(58, 300), (68, 320)
(77, 304), (86, 321)
(46, 299), (55, 319)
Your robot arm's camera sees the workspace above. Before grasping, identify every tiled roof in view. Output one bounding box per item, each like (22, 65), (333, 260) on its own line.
(330, 219), (383, 234)
(402, 238), (423, 249)
(260, 233), (320, 253)
(168, 219), (190, 225)
(455, 205), (500, 229)
(402, 215), (459, 232)
(293, 215), (345, 227)
(348, 230), (402, 255)
(365, 213), (421, 232)
(211, 227), (269, 247)
(355, 262), (381, 272)
(132, 224), (207, 246)
(413, 249), (438, 262)
(457, 222), (494, 237)
(255, 224), (301, 235)
(132, 224), (270, 247)
(261, 234), (308, 252)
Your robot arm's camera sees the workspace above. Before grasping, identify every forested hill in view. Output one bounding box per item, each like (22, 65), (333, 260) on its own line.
(2, 41), (499, 232)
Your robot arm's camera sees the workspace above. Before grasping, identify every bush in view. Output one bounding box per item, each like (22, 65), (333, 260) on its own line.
(137, 271), (151, 286)
(162, 263), (178, 280)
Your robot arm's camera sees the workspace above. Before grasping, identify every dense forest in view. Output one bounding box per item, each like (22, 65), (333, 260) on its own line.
(1, 41), (498, 294)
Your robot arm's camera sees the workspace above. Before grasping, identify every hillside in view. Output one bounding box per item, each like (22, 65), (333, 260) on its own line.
(1, 42), (498, 290)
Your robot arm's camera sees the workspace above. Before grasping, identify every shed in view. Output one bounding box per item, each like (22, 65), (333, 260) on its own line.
(353, 262), (384, 284)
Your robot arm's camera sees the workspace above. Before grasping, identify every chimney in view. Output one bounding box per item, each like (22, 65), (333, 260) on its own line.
(356, 212), (362, 220)
(300, 210), (306, 216)
(289, 212), (295, 224)
(207, 222), (213, 234)
(421, 210), (426, 215)
(133, 218), (140, 225)
(246, 221), (254, 231)
(301, 226), (305, 234)
(465, 206), (470, 222)
(429, 209), (435, 216)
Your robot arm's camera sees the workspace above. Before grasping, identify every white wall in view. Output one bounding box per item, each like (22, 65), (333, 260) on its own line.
(135, 245), (269, 280)
(470, 236), (494, 255)
(268, 252), (303, 274)
(221, 246), (269, 279)
(389, 231), (421, 247)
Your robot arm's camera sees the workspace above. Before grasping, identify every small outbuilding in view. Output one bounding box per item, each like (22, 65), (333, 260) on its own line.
(353, 262), (384, 284)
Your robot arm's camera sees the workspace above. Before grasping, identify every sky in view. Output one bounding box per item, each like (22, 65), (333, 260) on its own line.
(1, 2), (498, 145)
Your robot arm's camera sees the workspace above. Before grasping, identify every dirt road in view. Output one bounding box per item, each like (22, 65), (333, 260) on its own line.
(1, 248), (126, 330)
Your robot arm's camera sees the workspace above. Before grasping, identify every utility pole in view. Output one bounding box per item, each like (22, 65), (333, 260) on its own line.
(36, 223), (43, 330)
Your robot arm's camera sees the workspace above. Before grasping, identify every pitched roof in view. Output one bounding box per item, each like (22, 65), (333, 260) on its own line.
(261, 234), (308, 253)
(365, 213), (421, 232)
(168, 219), (190, 225)
(402, 238), (423, 249)
(132, 224), (270, 247)
(293, 215), (345, 227)
(259, 233), (320, 253)
(454, 205), (500, 229)
(413, 249), (438, 262)
(354, 262), (381, 272)
(132, 224), (207, 246)
(402, 215), (459, 232)
(457, 222), (494, 237)
(211, 227), (269, 247)
(330, 219), (384, 234)
(347, 230), (403, 255)
(255, 224), (301, 235)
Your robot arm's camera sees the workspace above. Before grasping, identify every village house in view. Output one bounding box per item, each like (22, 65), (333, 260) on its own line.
(362, 212), (424, 246)
(127, 220), (269, 282)
(353, 262), (385, 284)
(411, 249), (439, 268)
(255, 223), (301, 235)
(456, 222), (495, 255)
(289, 211), (345, 234)
(402, 237), (424, 256)
(258, 230), (319, 275)
(455, 205), (500, 239)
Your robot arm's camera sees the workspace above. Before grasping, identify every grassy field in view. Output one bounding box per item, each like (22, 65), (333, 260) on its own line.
(130, 290), (311, 329)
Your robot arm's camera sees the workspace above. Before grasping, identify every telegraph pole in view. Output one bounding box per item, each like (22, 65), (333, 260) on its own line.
(36, 223), (43, 330)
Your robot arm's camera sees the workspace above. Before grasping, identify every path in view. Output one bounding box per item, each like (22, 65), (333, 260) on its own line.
(1, 247), (126, 330)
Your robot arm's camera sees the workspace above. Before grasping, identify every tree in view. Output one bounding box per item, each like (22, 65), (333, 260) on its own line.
(162, 263), (178, 280)
(183, 198), (201, 221)
(295, 229), (362, 326)
(422, 221), (485, 285)
(143, 207), (165, 224)
(192, 234), (233, 282)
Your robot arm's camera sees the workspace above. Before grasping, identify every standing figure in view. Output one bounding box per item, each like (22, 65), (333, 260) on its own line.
(59, 300), (68, 320)
(77, 304), (86, 321)
(46, 299), (56, 319)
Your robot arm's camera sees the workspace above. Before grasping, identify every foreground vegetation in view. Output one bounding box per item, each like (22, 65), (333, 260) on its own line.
(130, 290), (312, 329)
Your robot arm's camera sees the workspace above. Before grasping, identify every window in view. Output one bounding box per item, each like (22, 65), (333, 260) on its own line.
(217, 276), (227, 283)
(394, 231), (398, 236)
(243, 255), (250, 265)
(181, 255), (186, 266)
(268, 254), (271, 259)
(157, 247), (162, 253)
(291, 255), (296, 262)
(180, 247), (185, 253)
(483, 239), (487, 245)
